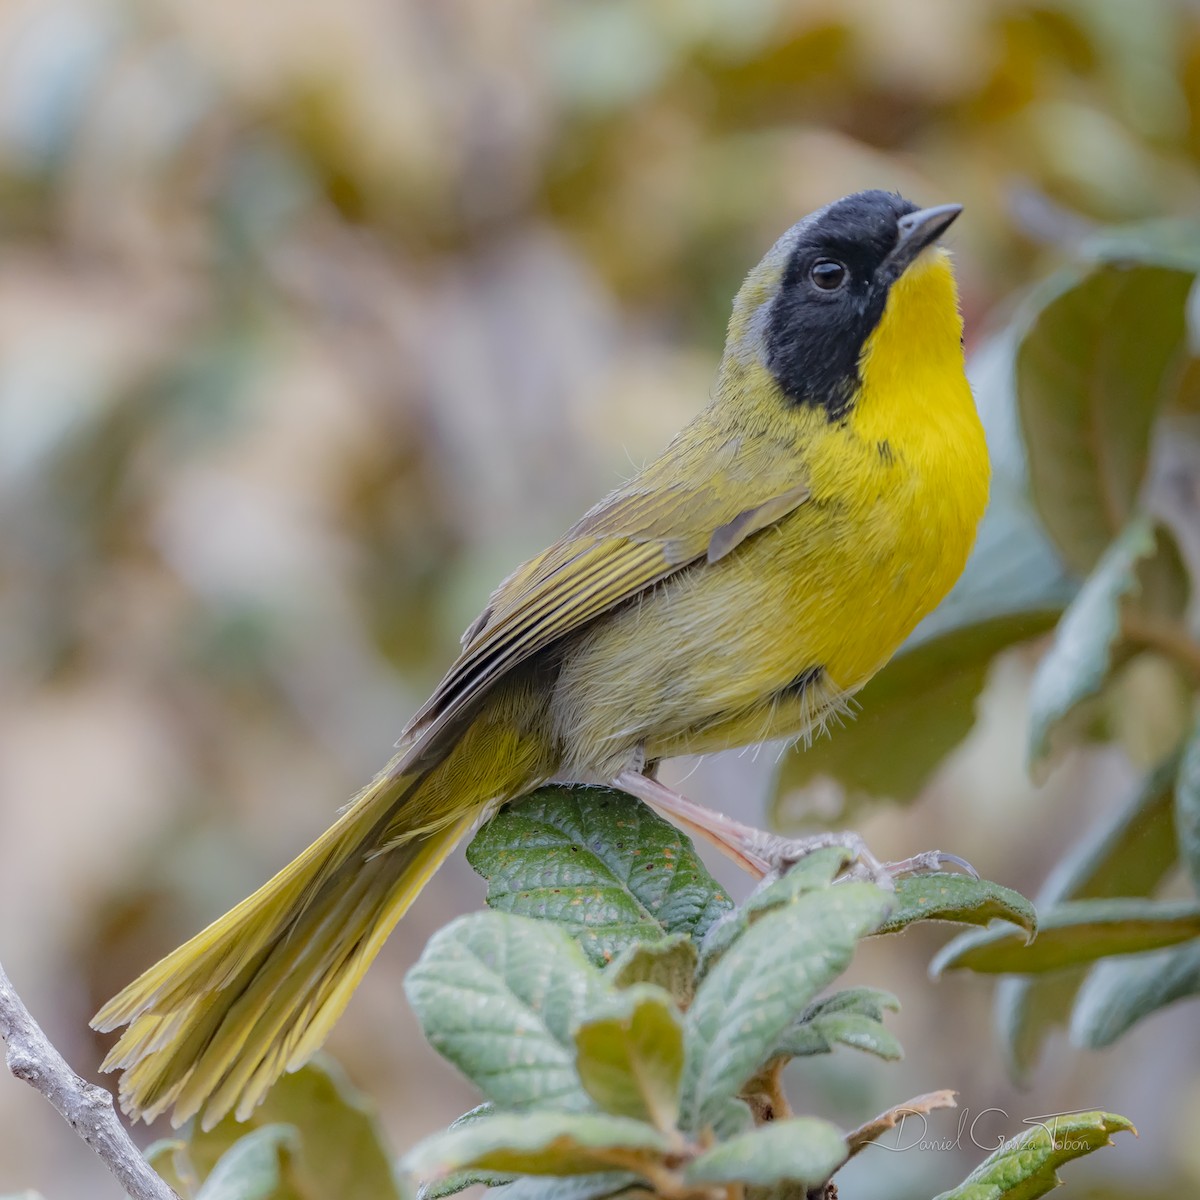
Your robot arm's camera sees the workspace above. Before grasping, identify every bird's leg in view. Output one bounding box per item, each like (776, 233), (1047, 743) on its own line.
(612, 769), (975, 887)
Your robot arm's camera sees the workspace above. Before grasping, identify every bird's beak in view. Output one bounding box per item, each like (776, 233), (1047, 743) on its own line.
(886, 203), (962, 275)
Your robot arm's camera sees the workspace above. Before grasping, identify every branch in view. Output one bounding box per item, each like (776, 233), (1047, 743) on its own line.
(0, 957), (178, 1200)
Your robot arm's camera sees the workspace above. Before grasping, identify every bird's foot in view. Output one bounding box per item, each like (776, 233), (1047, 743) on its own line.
(612, 769), (976, 888)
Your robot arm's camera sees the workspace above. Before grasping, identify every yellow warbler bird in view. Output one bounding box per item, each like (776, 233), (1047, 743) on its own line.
(95, 191), (990, 1129)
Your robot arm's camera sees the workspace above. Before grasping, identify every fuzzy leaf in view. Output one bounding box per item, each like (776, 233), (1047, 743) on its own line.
(574, 985), (684, 1129)
(930, 1110), (1135, 1199)
(682, 1118), (846, 1188)
(487, 1173), (641, 1200)
(417, 1106), (514, 1200)
(195, 1126), (300, 1200)
(933, 899), (1200, 975)
(682, 880), (889, 1131)
(1016, 260), (1193, 574)
(185, 1059), (402, 1200)
(779, 985), (902, 1063)
(877, 874), (1036, 937)
(405, 911), (604, 1110)
(776, 1011), (902, 1062)
(1070, 940), (1200, 1048)
(698, 847), (852, 974)
(468, 787), (732, 965)
(403, 1113), (671, 1179)
(604, 934), (697, 1007)
(1027, 517), (1157, 767)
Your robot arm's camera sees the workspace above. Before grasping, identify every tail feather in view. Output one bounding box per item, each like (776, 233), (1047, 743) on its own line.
(93, 767), (476, 1129)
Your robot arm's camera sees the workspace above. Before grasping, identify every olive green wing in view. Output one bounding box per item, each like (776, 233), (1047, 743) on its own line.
(405, 433), (809, 748)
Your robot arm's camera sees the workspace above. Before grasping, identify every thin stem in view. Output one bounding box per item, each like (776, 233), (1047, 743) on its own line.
(1121, 612), (1200, 683)
(0, 958), (178, 1200)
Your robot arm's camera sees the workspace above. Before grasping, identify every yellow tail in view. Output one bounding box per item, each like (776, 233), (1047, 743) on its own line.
(94, 718), (544, 1129)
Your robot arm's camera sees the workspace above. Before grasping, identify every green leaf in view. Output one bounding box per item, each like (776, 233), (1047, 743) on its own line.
(1071, 940), (1200, 1048)
(403, 1113), (671, 1179)
(467, 786), (733, 965)
(604, 934), (697, 1007)
(486, 1173), (641, 1200)
(1027, 516), (1158, 767)
(1177, 718), (1200, 895)
(778, 986), (902, 1061)
(682, 880), (890, 1131)
(405, 911), (604, 1110)
(697, 847), (852, 975)
(195, 1126), (300, 1200)
(145, 1139), (197, 1199)
(770, 611), (1061, 820)
(997, 757), (1180, 1079)
(1038, 754), (1181, 902)
(682, 1117), (846, 1188)
(574, 985), (684, 1129)
(876, 874), (1037, 937)
(933, 898), (1200, 975)
(776, 1010), (902, 1062)
(1016, 260), (1194, 574)
(184, 1059), (403, 1200)
(417, 1106), (514, 1200)
(995, 970), (1088, 1087)
(930, 1109), (1135, 1200)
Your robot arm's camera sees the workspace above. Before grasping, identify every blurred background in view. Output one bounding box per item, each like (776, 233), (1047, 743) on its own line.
(2, 0), (1200, 1196)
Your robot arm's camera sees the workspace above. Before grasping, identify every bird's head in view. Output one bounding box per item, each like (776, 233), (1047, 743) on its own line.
(724, 190), (965, 421)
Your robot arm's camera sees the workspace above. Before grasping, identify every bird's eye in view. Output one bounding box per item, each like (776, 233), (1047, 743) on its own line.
(810, 259), (847, 291)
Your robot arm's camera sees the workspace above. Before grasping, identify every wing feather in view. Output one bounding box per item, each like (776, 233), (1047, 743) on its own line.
(404, 424), (810, 755)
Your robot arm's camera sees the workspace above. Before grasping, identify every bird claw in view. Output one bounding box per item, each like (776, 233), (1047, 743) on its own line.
(752, 831), (978, 891)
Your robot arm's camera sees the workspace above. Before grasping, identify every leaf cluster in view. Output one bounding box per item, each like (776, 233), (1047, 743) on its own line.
(396, 787), (1120, 1200)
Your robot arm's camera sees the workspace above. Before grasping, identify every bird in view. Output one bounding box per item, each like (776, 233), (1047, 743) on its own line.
(93, 189), (990, 1131)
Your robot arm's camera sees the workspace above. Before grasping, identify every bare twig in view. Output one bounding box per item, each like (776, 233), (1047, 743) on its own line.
(0, 957), (178, 1200)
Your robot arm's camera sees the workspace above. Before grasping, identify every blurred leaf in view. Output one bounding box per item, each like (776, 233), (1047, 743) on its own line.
(486, 1173), (640, 1200)
(1087, 220), (1200, 273)
(1027, 516), (1156, 767)
(145, 1139), (196, 1199)
(604, 934), (697, 1007)
(997, 755), (1180, 1078)
(681, 1117), (846, 1188)
(995, 969), (1089, 1087)
(681, 879), (889, 1132)
(1177, 718), (1200, 895)
(846, 1090), (958, 1158)
(930, 1110), (1136, 1200)
(403, 1113), (671, 1180)
(574, 985), (684, 1129)
(876, 874), (1037, 937)
(1071, 940), (1200, 1048)
(468, 787), (732, 966)
(185, 1059), (402, 1200)
(1016, 260), (1194, 574)
(195, 1126), (300, 1200)
(404, 911), (604, 1111)
(933, 898), (1200, 975)
(770, 612), (1060, 824)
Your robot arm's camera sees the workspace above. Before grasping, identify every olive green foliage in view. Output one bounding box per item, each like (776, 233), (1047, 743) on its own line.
(771, 226), (1200, 1075)
(142, 790), (1128, 1200)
